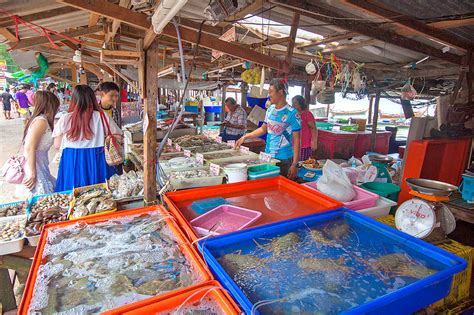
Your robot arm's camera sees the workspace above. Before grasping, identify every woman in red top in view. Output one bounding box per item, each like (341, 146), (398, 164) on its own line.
(292, 95), (318, 161)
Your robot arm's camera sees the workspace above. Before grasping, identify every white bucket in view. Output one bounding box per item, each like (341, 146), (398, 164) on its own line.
(223, 163), (248, 183)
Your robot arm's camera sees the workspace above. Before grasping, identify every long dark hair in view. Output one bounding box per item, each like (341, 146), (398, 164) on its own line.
(67, 85), (101, 141)
(292, 95), (307, 110)
(23, 91), (60, 141)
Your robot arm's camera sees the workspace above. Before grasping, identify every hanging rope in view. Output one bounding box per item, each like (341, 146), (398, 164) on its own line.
(0, 7), (82, 50)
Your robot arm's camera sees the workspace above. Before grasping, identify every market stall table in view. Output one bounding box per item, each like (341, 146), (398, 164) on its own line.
(0, 246), (35, 312)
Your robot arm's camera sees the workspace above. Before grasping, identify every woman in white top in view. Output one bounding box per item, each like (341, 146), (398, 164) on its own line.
(19, 91), (60, 197)
(53, 85), (122, 191)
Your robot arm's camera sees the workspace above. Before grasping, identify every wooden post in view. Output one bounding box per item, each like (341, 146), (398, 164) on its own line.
(241, 82), (248, 107)
(286, 12), (300, 66)
(370, 91), (381, 151)
(143, 40), (159, 204)
(79, 67), (87, 84)
(116, 78), (123, 127)
(304, 80), (311, 106)
(368, 95), (374, 124)
(71, 64), (78, 84)
(220, 85), (226, 132)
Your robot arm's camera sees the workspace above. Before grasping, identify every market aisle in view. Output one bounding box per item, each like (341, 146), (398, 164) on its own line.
(0, 116), (58, 203)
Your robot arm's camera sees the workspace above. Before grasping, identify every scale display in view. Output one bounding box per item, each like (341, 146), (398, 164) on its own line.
(395, 199), (436, 239)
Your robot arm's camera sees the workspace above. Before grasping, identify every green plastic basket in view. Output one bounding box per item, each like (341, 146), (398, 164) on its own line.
(316, 122), (334, 131)
(247, 164), (280, 180)
(360, 182), (400, 202)
(340, 124), (358, 132)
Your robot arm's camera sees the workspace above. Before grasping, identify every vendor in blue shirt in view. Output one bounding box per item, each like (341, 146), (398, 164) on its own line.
(236, 79), (301, 179)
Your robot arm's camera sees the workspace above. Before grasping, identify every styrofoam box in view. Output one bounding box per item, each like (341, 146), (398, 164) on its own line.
(0, 215), (26, 255)
(357, 196), (397, 218)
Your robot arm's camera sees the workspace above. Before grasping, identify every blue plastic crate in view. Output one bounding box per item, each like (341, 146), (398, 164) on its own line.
(0, 201), (27, 216)
(184, 105), (199, 113)
(204, 106), (222, 113)
(460, 175), (474, 202)
(246, 95), (268, 109)
(191, 197), (230, 215)
(198, 208), (467, 315)
(26, 190), (73, 217)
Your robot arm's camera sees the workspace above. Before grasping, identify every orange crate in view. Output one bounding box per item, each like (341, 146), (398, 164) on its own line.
(164, 176), (343, 242)
(18, 206), (212, 315)
(102, 280), (240, 314)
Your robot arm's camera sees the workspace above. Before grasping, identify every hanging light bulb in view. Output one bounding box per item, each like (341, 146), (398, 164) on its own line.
(73, 44), (82, 63)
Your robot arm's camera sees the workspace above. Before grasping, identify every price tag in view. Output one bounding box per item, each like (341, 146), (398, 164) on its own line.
(196, 153), (204, 165)
(184, 149), (191, 158)
(175, 144), (181, 151)
(240, 146), (250, 154)
(259, 152), (272, 163)
(167, 138), (172, 146)
(216, 136), (222, 143)
(227, 140), (235, 148)
(210, 163), (220, 176)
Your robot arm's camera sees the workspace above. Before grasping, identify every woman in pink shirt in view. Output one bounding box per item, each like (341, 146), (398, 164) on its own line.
(292, 95), (318, 161)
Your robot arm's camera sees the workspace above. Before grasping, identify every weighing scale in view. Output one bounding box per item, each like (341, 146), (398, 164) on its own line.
(395, 178), (458, 243)
(367, 154), (394, 183)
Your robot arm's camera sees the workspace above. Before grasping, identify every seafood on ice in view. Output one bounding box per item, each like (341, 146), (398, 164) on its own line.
(72, 187), (116, 218)
(28, 212), (202, 314)
(108, 171), (144, 199)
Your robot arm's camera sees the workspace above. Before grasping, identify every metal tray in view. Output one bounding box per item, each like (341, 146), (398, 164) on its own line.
(406, 178), (458, 196)
(369, 154), (394, 164)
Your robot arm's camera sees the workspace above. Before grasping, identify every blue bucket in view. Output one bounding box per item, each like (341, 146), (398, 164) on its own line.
(459, 175), (474, 202)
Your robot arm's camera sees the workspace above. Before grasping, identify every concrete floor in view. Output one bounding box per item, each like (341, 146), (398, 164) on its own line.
(0, 116), (58, 203)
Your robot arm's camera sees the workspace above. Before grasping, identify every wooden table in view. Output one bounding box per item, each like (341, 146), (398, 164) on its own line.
(444, 193), (474, 224)
(0, 246), (35, 312)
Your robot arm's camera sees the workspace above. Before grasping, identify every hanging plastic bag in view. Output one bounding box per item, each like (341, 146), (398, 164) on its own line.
(317, 160), (356, 202)
(401, 81), (417, 100)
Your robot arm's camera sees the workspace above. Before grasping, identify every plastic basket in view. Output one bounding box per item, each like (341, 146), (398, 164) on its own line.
(69, 184), (116, 219)
(204, 106), (222, 113)
(191, 197), (230, 215)
(459, 175), (474, 202)
(26, 190), (72, 246)
(0, 200), (27, 217)
(199, 208), (467, 315)
(340, 124), (358, 132)
(185, 105), (199, 113)
(247, 164), (280, 180)
(357, 196), (397, 218)
(101, 281), (240, 315)
(190, 205), (262, 236)
(304, 182), (379, 210)
(376, 215), (473, 309)
(0, 215), (26, 255)
(360, 182), (401, 203)
(164, 177), (343, 242)
(316, 122), (334, 130)
(19, 206), (212, 315)
(246, 95), (268, 109)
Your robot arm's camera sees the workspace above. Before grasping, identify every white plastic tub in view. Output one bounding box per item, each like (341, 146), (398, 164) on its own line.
(0, 215), (26, 255)
(357, 196), (397, 218)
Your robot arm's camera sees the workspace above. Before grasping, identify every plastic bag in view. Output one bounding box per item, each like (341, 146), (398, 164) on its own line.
(317, 160), (356, 202)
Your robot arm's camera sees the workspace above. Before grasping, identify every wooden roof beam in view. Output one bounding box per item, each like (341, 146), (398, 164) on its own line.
(88, 13), (100, 27)
(342, 0), (472, 52)
(0, 28), (17, 42)
(427, 17), (474, 30)
(58, 0), (284, 70)
(12, 25), (103, 50)
(0, 7), (79, 28)
(102, 62), (138, 91)
(250, 36), (291, 49)
(106, 0), (131, 44)
(271, 0), (463, 65)
(286, 13), (300, 65)
(321, 39), (379, 53)
(297, 32), (358, 49)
